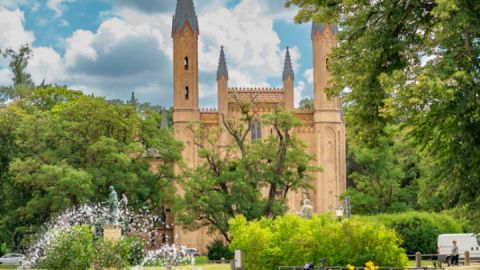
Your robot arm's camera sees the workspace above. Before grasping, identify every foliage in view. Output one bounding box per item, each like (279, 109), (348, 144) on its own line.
(93, 239), (129, 270)
(229, 214), (408, 270)
(117, 236), (144, 266)
(207, 240), (233, 261)
(176, 104), (317, 242)
(44, 226), (95, 270)
(298, 98), (313, 110)
(0, 87), (182, 251)
(358, 212), (463, 254)
(0, 44), (33, 89)
(344, 126), (421, 214)
(285, 0), (480, 229)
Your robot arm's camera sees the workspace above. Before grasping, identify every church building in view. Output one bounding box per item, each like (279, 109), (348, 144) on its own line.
(171, 0), (346, 252)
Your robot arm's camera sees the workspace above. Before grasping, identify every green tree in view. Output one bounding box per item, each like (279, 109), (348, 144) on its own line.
(176, 102), (317, 242)
(0, 44), (34, 101)
(0, 87), (182, 250)
(298, 98), (313, 110)
(285, 0), (480, 229)
(345, 126), (420, 214)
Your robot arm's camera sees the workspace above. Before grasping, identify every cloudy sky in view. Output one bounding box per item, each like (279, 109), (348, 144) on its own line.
(0, 0), (316, 108)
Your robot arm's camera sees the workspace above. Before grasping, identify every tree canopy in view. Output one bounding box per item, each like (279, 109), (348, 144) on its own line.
(286, 0), (480, 228)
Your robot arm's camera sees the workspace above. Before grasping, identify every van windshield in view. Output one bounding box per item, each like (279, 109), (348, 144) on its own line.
(477, 235), (480, 246)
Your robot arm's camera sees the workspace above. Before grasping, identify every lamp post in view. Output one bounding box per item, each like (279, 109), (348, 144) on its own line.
(335, 205), (344, 221)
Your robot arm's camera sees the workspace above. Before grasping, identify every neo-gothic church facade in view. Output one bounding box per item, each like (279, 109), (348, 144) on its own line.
(171, 0), (346, 252)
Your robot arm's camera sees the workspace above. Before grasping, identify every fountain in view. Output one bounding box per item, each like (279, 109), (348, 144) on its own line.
(18, 187), (197, 270)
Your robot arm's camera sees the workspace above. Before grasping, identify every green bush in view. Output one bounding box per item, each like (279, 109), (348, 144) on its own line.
(93, 239), (129, 270)
(358, 212), (463, 254)
(44, 226), (95, 270)
(229, 214), (407, 270)
(117, 236), (144, 265)
(207, 239), (233, 260)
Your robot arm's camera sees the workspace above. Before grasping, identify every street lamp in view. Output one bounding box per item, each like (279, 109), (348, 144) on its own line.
(335, 205), (344, 221)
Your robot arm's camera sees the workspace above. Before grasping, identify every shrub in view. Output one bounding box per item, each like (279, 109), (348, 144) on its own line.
(358, 212), (463, 254)
(117, 236), (144, 266)
(207, 239), (233, 260)
(44, 226), (95, 270)
(229, 214), (408, 270)
(93, 239), (129, 270)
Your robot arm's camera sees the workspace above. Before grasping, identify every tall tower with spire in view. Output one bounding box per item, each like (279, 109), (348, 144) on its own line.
(172, 0), (207, 253)
(311, 22), (346, 212)
(283, 47), (295, 109)
(172, 0), (199, 131)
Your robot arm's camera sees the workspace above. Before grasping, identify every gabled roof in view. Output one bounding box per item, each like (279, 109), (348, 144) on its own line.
(172, 0), (199, 34)
(282, 47), (294, 81)
(217, 46), (229, 81)
(311, 22), (338, 37)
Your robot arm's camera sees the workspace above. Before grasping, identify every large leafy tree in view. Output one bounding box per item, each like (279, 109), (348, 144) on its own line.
(286, 0), (480, 227)
(0, 89), (181, 250)
(176, 100), (317, 242)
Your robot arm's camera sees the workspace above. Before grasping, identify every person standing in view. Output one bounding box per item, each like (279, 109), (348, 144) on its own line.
(451, 240), (459, 266)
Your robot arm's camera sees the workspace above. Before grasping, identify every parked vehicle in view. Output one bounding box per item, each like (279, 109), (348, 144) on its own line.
(438, 234), (480, 263)
(185, 248), (199, 257)
(0, 253), (25, 265)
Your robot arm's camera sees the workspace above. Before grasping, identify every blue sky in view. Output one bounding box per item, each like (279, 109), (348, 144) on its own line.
(0, 0), (315, 107)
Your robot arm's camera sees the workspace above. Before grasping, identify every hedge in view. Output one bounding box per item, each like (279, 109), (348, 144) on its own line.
(357, 212), (463, 254)
(229, 214), (408, 270)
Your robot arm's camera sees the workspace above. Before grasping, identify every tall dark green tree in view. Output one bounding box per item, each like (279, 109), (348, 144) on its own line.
(0, 89), (182, 250)
(286, 0), (480, 228)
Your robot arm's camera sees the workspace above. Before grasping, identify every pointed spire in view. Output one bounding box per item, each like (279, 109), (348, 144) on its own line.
(129, 91), (138, 107)
(217, 46), (229, 81)
(160, 108), (169, 129)
(311, 22), (338, 38)
(282, 47), (294, 81)
(172, 0), (199, 35)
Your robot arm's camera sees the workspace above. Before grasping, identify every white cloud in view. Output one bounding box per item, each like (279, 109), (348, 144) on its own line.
(1, 0), (306, 107)
(0, 9), (34, 50)
(27, 47), (65, 84)
(294, 80), (306, 107)
(304, 68), (314, 84)
(0, 0), (29, 9)
(0, 68), (11, 86)
(47, 0), (73, 17)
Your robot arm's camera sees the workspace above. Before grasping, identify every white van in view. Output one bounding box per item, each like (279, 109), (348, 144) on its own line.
(438, 234), (480, 262)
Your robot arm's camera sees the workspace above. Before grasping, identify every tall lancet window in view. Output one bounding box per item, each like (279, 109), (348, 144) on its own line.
(184, 57), (189, 70)
(250, 120), (262, 141)
(184, 86), (189, 100)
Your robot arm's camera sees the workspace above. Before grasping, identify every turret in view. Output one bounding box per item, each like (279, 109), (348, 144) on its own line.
(283, 47), (294, 110)
(217, 46), (229, 117)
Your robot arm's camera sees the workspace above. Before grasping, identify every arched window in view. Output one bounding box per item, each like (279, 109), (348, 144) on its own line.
(326, 57), (330, 71)
(184, 57), (189, 70)
(184, 86), (189, 100)
(250, 120), (262, 141)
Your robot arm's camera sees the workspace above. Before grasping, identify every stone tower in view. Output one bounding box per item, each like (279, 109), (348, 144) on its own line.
(172, 0), (199, 169)
(311, 23), (346, 212)
(172, 0), (205, 248)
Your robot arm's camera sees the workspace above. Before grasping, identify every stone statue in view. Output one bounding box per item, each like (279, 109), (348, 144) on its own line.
(300, 198), (313, 219)
(107, 185), (119, 225)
